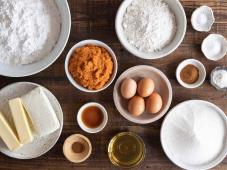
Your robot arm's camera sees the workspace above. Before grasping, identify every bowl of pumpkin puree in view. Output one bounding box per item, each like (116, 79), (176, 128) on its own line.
(65, 40), (118, 93)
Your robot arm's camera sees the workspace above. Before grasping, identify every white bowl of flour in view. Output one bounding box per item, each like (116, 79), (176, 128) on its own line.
(0, 0), (71, 77)
(115, 0), (187, 60)
(161, 100), (227, 170)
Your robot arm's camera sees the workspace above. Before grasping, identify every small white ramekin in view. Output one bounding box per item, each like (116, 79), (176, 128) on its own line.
(176, 59), (206, 89)
(77, 102), (108, 133)
(65, 39), (118, 93)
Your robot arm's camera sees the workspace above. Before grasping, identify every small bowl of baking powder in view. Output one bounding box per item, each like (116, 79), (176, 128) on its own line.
(115, 0), (187, 60)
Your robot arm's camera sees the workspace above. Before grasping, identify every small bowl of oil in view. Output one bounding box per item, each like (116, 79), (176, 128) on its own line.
(108, 132), (146, 168)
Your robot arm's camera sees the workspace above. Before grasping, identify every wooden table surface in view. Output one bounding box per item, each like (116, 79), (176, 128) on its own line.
(0, 0), (227, 169)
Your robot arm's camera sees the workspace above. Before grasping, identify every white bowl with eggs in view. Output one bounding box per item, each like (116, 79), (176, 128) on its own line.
(0, 0), (71, 77)
(113, 65), (172, 124)
(115, 0), (187, 60)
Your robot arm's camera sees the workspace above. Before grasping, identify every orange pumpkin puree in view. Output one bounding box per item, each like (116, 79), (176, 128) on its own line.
(68, 45), (114, 90)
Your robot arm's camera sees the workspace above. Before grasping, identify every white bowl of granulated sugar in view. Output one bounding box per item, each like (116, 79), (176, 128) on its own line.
(115, 0), (187, 60)
(0, 0), (71, 77)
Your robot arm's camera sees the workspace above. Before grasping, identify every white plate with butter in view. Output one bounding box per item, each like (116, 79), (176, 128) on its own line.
(0, 82), (63, 159)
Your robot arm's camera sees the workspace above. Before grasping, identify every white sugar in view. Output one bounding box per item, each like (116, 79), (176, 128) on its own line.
(163, 103), (225, 165)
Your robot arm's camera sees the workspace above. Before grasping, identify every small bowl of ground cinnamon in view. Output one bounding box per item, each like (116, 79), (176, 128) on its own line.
(65, 40), (118, 92)
(176, 59), (206, 88)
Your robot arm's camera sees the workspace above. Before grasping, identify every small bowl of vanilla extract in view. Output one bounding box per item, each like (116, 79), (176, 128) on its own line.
(77, 102), (108, 133)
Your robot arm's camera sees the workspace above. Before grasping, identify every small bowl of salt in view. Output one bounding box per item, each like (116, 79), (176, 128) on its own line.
(202, 34), (227, 61)
(211, 67), (227, 91)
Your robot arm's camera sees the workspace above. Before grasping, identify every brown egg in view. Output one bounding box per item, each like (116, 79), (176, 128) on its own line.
(146, 92), (163, 114)
(128, 96), (145, 117)
(137, 78), (155, 97)
(121, 78), (137, 99)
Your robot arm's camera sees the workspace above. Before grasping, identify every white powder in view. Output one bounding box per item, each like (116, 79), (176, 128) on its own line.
(162, 101), (226, 166)
(122, 0), (176, 53)
(0, 0), (61, 65)
(212, 69), (227, 88)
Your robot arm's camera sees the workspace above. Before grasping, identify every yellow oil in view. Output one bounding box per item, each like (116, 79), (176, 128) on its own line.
(108, 132), (145, 168)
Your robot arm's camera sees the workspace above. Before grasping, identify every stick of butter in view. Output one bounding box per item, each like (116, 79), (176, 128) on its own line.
(0, 112), (21, 151)
(9, 98), (34, 144)
(21, 87), (60, 137)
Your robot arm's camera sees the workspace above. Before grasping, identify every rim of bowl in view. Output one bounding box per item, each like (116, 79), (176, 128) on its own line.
(77, 102), (108, 133)
(65, 39), (118, 93)
(63, 134), (92, 163)
(160, 100), (227, 170)
(115, 0), (187, 60)
(113, 65), (173, 124)
(176, 59), (206, 89)
(0, 0), (71, 77)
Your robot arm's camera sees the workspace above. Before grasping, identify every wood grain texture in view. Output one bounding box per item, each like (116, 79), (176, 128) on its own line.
(0, 0), (226, 169)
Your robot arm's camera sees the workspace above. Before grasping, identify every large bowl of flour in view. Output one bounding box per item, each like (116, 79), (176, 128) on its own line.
(0, 0), (71, 77)
(115, 0), (187, 60)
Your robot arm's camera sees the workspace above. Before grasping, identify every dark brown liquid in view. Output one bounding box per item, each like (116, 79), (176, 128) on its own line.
(82, 106), (104, 128)
(72, 142), (84, 153)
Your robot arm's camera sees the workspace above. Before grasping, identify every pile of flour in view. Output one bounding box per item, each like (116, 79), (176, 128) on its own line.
(0, 0), (61, 65)
(122, 0), (176, 53)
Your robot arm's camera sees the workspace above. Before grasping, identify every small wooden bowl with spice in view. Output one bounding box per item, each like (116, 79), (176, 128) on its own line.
(63, 134), (92, 163)
(65, 40), (118, 93)
(176, 59), (206, 88)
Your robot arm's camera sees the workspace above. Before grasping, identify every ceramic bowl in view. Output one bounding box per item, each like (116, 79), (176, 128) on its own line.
(176, 59), (206, 89)
(201, 34), (227, 61)
(63, 134), (92, 163)
(0, 0), (71, 77)
(115, 0), (187, 60)
(65, 39), (118, 93)
(191, 6), (215, 32)
(77, 102), (108, 133)
(161, 100), (227, 170)
(113, 65), (172, 124)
